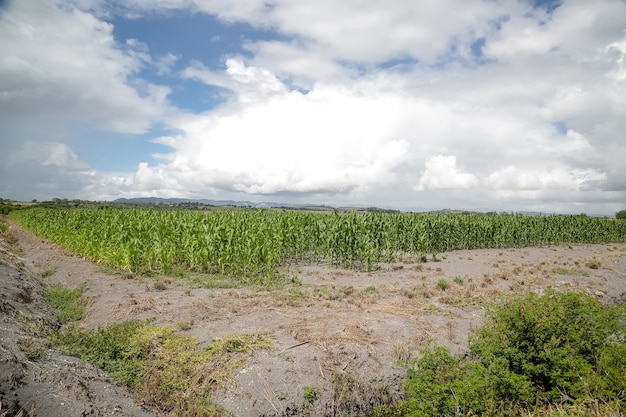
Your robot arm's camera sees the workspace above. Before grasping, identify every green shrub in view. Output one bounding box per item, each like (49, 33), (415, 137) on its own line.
(403, 289), (626, 416)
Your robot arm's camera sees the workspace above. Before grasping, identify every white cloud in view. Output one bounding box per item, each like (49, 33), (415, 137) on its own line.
(484, 166), (606, 191)
(0, 141), (96, 199)
(155, 52), (179, 76)
(196, 0), (510, 62)
(415, 155), (479, 191)
(0, 0), (171, 135)
(163, 68), (414, 195)
(183, 58), (287, 103)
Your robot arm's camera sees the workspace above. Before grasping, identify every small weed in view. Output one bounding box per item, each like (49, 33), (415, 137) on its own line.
(313, 286), (341, 300)
(290, 275), (303, 285)
(342, 286), (355, 296)
(16, 337), (46, 361)
(436, 279), (450, 291)
(453, 276), (464, 285)
(291, 288), (309, 299)
(176, 320), (194, 331)
(585, 257), (601, 269)
(303, 385), (319, 403)
(39, 267), (56, 278)
(481, 275), (493, 287)
(153, 280), (168, 291)
(495, 268), (511, 280)
(439, 294), (465, 306)
(364, 285), (378, 293)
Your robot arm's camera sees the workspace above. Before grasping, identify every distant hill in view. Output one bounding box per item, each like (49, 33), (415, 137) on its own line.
(112, 197), (345, 211)
(114, 197), (254, 207)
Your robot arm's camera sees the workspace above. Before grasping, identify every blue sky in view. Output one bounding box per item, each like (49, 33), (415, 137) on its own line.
(1, 0), (625, 214)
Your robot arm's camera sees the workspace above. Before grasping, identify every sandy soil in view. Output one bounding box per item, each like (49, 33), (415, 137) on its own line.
(2, 216), (625, 416)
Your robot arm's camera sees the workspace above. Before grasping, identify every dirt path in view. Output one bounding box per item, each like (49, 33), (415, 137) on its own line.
(5, 218), (626, 416)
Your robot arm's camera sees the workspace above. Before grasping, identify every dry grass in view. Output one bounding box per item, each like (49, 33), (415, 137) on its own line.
(369, 302), (428, 321)
(0, 402), (34, 417)
(390, 341), (412, 364)
(113, 295), (157, 319)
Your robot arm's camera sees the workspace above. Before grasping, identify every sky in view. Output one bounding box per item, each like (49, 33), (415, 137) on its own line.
(1, 0), (625, 215)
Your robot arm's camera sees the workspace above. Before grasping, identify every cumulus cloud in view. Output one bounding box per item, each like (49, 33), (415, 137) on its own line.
(182, 59), (287, 103)
(415, 155), (479, 191)
(0, 0), (171, 135)
(159, 67), (414, 195)
(0, 141), (96, 199)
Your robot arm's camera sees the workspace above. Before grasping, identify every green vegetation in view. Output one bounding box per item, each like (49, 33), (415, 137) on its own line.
(303, 385), (319, 403)
(40, 281), (273, 416)
(0, 202), (27, 215)
(551, 266), (589, 276)
(364, 285), (378, 293)
(585, 257), (601, 269)
(399, 289), (626, 416)
(616, 210), (626, 220)
(9, 205), (626, 415)
(52, 320), (272, 416)
(44, 283), (91, 323)
(436, 278), (450, 291)
(39, 267), (56, 277)
(10, 208), (626, 279)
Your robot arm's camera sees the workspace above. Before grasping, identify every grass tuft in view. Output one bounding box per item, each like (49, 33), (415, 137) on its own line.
(16, 337), (46, 361)
(436, 279), (450, 291)
(44, 283), (91, 323)
(39, 267), (56, 278)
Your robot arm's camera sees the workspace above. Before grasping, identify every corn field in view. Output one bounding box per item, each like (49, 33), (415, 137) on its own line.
(10, 208), (626, 277)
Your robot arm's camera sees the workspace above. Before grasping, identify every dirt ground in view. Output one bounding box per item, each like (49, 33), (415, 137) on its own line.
(1, 216), (626, 416)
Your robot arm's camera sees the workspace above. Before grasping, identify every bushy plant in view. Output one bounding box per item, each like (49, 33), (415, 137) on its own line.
(403, 289), (626, 416)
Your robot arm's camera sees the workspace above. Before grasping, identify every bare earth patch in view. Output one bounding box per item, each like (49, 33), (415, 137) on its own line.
(3, 217), (626, 416)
